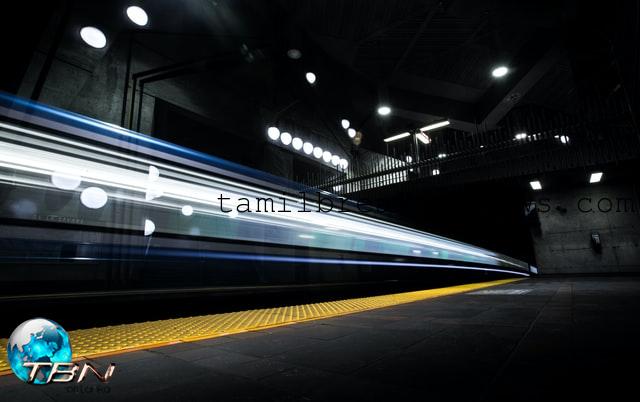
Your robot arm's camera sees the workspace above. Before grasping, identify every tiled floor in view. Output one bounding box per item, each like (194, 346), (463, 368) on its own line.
(2, 277), (639, 401)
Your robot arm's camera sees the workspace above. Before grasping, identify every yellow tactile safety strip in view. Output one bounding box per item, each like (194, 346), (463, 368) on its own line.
(0, 278), (522, 375)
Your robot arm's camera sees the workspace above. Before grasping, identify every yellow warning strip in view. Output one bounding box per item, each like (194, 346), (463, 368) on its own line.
(0, 278), (522, 375)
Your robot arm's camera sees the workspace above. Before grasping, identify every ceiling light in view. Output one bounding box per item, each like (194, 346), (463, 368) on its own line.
(322, 151), (332, 163)
(280, 132), (292, 145)
(303, 142), (314, 155)
(347, 128), (356, 138)
(292, 137), (303, 150)
(305, 72), (316, 85)
(420, 120), (450, 131)
(331, 155), (340, 166)
(416, 133), (431, 144)
(432, 169), (440, 176)
(492, 66), (509, 78)
(530, 180), (542, 190)
(341, 119), (350, 129)
(340, 159), (348, 169)
(383, 132), (410, 142)
(287, 48), (301, 59)
(377, 105), (391, 116)
(181, 205), (194, 216)
(313, 146), (323, 158)
(126, 6), (149, 26)
(80, 27), (107, 49)
(437, 153), (447, 159)
(560, 135), (570, 144)
(589, 172), (603, 183)
(267, 126), (280, 140)
(514, 132), (527, 140)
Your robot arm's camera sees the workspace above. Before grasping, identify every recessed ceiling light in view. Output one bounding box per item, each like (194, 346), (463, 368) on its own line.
(383, 132), (409, 142)
(305, 72), (316, 85)
(492, 66), (509, 78)
(313, 146), (323, 158)
(292, 137), (303, 150)
(589, 172), (603, 183)
(80, 27), (107, 49)
(341, 119), (350, 129)
(303, 142), (314, 155)
(377, 105), (391, 116)
(347, 128), (356, 138)
(322, 151), (332, 163)
(126, 6), (149, 26)
(267, 126), (280, 140)
(287, 48), (302, 59)
(530, 180), (542, 190)
(331, 155), (340, 166)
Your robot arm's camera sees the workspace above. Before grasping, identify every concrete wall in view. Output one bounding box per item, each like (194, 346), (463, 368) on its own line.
(531, 182), (640, 274)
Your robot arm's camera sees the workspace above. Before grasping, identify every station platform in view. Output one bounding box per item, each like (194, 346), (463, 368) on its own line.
(2, 277), (639, 401)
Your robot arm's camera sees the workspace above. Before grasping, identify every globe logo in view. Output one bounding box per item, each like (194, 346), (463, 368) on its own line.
(7, 318), (72, 384)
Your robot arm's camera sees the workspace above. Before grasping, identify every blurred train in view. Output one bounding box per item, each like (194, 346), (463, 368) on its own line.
(0, 93), (531, 299)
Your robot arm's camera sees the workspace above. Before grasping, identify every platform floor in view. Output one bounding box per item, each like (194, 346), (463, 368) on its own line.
(2, 276), (639, 401)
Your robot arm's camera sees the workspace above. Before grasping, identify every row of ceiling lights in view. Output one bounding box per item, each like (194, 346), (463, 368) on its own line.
(530, 171), (603, 191)
(267, 127), (349, 170)
(79, 6), (149, 49)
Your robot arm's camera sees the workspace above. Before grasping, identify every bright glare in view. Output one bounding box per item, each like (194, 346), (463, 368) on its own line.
(305, 72), (316, 84)
(303, 142), (314, 155)
(280, 132), (292, 145)
(292, 137), (303, 150)
(589, 172), (603, 183)
(377, 105), (391, 116)
(80, 27), (107, 49)
(313, 146), (323, 158)
(341, 119), (350, 129)
(267, 126), (280, 140)
(322, 151), (332, 163)
(126, 6), (149, 26)
(181, 205), (194, 216)
(492, 66), (509, 78)
(530, 180), (542, 190)
(514, 133), (527, 140)
(347, 128), (356, 138)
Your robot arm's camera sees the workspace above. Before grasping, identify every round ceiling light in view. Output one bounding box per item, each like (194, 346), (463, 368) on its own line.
(267, 126), (280, 140)
(303, 142), (314, 155)
(280, 132), (292, 145)
(305, 72), (316, 85)
(80, 27), (107, 49)
(126, 6), (149, 26)
(292, 137), (303, 150)
(341, 119), (350, 129)
(339, 159), (348, 169)
(313, 147), (323, 159)
(377, 105), (391, 116)
(347, 128), (356, 138)
(322, 151), (332, 163)
(331, 155), (340, 166)
(491, 66), (509, 78)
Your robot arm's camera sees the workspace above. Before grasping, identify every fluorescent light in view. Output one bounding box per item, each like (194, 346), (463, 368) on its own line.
(589, 172), (603, 183)
(305, 72), (316, 84)
(377, 105), (391, 116)
(420, 120), (450, 131)
(280, 132), (292, 145)
(126, 6), (149, 26)
(529, 180), (542, 190)
(313, 147), (323, 158)
(267, 127), (280, 140)
(322, 151), (332, 163)
(416, 133), (431, 144)
(80, 187), (108, 209)
(341, 119), (350, 129)
(384, 132), (410, 142)
(492, 66), (509, 78)
(514, 132), (527, 140)
(347, 128), (356, 138)
(292, 137), (303, 150)
(80, 27), (107, 49)
(181, 205), (194, 216)
(303, 142), (313, 155)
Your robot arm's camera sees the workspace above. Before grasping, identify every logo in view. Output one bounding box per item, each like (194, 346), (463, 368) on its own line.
(7, 318), (115, 385)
